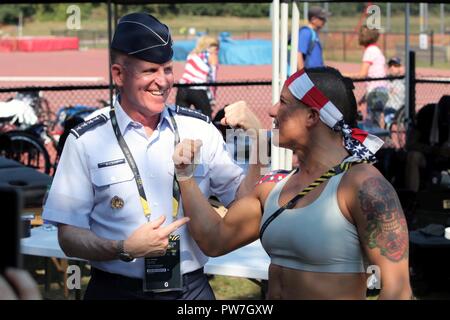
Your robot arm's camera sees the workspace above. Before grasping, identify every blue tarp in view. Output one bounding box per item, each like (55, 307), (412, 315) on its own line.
(173, 38), (272, 65)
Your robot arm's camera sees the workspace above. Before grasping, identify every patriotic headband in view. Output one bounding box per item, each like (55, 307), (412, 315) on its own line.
(285, 69), (383, 163)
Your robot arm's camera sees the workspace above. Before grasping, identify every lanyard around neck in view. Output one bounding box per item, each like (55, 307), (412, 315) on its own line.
(259, 160), (366, 240)
(109, 107), (181, 221)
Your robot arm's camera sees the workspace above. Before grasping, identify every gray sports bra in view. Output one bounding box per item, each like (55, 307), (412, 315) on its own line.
(260, 170), (365, 273)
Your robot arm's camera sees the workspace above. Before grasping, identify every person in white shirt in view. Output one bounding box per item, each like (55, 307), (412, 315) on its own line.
(176, 36), (219, 118)
(345, 26), (388, 128)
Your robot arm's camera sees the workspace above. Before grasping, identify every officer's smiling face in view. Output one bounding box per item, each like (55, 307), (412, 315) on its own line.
(115, 57), (174, 115)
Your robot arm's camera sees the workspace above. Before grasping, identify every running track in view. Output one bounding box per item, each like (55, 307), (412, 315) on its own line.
(1, 49), (449, 129)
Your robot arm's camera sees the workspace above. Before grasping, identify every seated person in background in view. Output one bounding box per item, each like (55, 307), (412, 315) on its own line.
(174, 67), (412, 300)
(385, 57), (405, 115)
(383, 58), (406, 151)
(373, 118), (408, 190)
(405, 96), (450, 192)
(384, 57), (405, 135)
(357, 95), (368, 122)
(388, 120), (406, 151)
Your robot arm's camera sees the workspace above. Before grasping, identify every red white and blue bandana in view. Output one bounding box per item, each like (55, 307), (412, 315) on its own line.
(257, 170), (291, 185)
(285, 69), (383, 163)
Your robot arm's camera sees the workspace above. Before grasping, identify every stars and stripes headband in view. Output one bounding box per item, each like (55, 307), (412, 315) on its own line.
(285, 69), (383, 163)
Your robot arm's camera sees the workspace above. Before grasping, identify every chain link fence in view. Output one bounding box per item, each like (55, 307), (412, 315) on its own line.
(1, 76), (448, 131)
(0, 85), (110, 114)
(171, 81), (273, 128)
(1, 76), (449, 181)
(415, 76), (450, 110)
(347, 75), (449, 118)
(0, 81), (274, 129)
(322, 30), (450, 66)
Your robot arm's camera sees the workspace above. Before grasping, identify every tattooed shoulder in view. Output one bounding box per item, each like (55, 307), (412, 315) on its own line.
(357, 176), (408, 262)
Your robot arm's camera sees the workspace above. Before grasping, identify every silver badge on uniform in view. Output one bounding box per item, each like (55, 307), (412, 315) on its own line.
(111, 196), (124, 209)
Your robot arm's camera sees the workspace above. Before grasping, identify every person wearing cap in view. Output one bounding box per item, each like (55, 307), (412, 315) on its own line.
(387, 57), (403, 73)
(173, 67), (412, 299)
(42, 12), (264, 300)
(383, 57), (407, 152)
(296, 6), (330, 70)
(386, 57), (405, 113)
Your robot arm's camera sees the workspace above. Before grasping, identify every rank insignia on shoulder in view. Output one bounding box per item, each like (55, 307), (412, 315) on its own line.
(175, 105), (210, 123)
(71, 114), (108, 138)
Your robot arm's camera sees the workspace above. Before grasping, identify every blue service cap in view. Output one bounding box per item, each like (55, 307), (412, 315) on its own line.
(111, 12), (173, 64)
(388, 56), (402, 66)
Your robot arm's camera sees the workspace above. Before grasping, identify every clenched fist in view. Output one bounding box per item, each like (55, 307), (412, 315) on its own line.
(173, 139), (203, 182)
(220, 101), (262, 131)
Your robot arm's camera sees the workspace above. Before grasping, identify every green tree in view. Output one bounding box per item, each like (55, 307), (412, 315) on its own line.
(0, 5), (36, 24)
(32, 3), (98, 22)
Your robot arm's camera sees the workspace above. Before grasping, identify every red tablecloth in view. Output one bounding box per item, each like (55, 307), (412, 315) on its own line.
(0, 38), (17, 52)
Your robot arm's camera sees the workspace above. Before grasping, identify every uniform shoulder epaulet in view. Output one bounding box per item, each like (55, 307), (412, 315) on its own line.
(257, 169), (292, 185)
(174, 105), (210, 123)
(70, 114), (109, 138)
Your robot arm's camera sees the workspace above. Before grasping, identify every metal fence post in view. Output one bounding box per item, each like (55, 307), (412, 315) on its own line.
(107, 0), (113, 108)
(409, 50), (416, 123)
(343, 32), (346, 61)
(430, 30), (434, 66)
(113, 2), (118, 32)
(440, 3), (445, 35)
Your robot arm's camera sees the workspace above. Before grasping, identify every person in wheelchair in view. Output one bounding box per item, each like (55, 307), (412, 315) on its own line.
(405, 96), (450, 192)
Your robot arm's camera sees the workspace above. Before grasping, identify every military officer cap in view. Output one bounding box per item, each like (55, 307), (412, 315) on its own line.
(111, 12), (173, 64)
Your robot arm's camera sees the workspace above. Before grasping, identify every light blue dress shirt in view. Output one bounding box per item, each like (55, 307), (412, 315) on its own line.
(43, 99), (245, 279)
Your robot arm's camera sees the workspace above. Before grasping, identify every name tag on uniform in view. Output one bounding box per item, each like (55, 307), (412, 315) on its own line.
(97, 158), (126, 168)
(143, 235), (182, 292)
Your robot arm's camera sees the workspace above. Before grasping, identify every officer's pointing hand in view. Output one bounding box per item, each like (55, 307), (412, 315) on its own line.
(124, 215), (190, 258)
(173, 139), (203, 182)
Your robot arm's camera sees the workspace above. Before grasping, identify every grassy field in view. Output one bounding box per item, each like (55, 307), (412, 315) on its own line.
(1, 12), (447, 68)
(1, 12), (448, 37)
